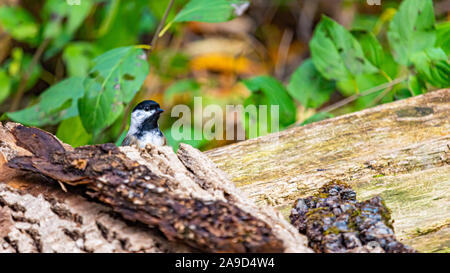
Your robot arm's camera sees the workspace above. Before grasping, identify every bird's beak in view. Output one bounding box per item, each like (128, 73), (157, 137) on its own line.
(157, 108), (164, 113)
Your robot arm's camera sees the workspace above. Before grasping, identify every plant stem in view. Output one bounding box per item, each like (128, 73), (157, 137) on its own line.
(274, 29), (293, 79)
(97, 0), (121, 38)
(371, 85), (394, 107)
(380, 70), (393, 82)
(352, 77), (359, 94)
(289, 76), (408, 128)
(116, 0), (175, 141)
(9, 38), (50, 112)
(370, 71), (394, 105)
(320, 76), (406, 114)
(150, 0), (175, 52)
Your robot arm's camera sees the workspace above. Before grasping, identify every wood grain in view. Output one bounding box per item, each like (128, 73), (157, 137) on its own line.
(206, 89), (450, 253)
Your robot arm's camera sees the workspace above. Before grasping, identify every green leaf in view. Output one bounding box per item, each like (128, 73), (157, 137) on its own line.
(62, 42), (100, 77)
(139, 7), (158, 35)
(79, 46), (149, 133)
(7, 77), (84, 126)
(42, 0), (93, 57)
(353, 30), (399, 82)
(287, 59), (335, 109)
(337, 73), (390, 109)
(310, 16), (378, 82)
(351, 14), (378, 32)
(408, 75), (425, 96)
(411, 48), (450, 88)
(43, 0), (93, 36)
(164, 79), (201, 102)
(0, 69), (11, 104)
(115, 130), (128, 146)
(378, 51), (399, 79)
(161, 0), (236, 34)
(96, 0), (150, 51)
(0, 6), (39, 44)
(387, 0), (436, 65)
(436, 22), (450, 55)
(352, 30), (384, 69)
(164, 126), (209, 152)
(395, 88), (414, 100)
(56, 116), (92, 147)
(105, 107), (126, 143)
(149, 49), (190, 79)
(173, 0), (234, 23)
(149, 0), (178, 21)
(301, 112), (333, 126)
(242, 76), (296, 135)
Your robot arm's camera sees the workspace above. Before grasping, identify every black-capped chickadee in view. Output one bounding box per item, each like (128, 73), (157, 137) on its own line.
(121, 100), (166, 148)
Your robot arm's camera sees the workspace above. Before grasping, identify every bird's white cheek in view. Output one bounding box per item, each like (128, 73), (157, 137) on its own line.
(129, 110), (146, 135)
(131, 110), (148, 125)
(132, 110), (154, 122)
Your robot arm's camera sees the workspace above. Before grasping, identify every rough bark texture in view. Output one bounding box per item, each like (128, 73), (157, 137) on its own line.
(206, 89), (450, 253)
(0, 122), (310, 253)
(290, 181), (416, 253)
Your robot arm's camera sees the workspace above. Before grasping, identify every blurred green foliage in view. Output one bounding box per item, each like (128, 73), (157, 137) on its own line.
(0, 0), (448, 151)
(287, 59), (335, 109)
(0, 6), (39, 44)
(7, 77), (83, 126)
(249, 0), (448, 128)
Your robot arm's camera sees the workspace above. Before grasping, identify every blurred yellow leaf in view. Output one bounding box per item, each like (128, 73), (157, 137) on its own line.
(184, 37), (248, 57)
(190, 53), (257, 74)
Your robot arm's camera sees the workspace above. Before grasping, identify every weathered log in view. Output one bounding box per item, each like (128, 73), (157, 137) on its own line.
(0, 122), (310, 253)
(1, 89), (448, 253)
(206, 89), (450, 253)
(0, 153), (190, 253)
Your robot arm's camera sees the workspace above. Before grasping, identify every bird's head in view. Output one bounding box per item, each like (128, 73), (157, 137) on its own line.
(129, 100), (164, 134)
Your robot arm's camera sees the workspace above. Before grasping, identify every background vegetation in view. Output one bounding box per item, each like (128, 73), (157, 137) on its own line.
(0, 0), (448, 151)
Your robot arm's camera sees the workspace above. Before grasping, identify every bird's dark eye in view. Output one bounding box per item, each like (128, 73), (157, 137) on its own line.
(144, 107), (150, 111)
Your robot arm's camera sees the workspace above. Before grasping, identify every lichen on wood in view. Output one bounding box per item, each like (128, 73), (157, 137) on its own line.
(290, 181), (415, 253)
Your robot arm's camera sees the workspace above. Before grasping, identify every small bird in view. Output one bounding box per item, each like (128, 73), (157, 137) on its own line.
(121, 100), (166, 148)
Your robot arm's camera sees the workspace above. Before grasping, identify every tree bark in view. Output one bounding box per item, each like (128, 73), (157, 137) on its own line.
(1, 89), (448, 253)
(0, 122), (309, 253)
(206, 88), (450, 253)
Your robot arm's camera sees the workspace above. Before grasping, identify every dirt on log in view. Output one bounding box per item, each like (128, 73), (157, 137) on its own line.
(206, 89), (450, 253)
(0, 122), (310, 253)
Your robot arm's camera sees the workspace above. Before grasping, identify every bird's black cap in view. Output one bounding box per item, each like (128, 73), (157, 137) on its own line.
(132, 100), (164, 113)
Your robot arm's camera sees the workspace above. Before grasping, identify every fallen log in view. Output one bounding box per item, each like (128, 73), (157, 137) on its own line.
(206, 88), (450, 253)
(1, 89), (448, 253)
(0, 123), (310, 253)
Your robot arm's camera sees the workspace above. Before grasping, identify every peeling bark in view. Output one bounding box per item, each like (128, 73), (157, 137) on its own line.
(0, 182), (188, 253)
(0, 122), (310, 253)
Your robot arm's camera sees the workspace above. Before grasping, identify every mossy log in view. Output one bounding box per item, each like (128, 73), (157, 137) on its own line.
(206, 88), (450, 253)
